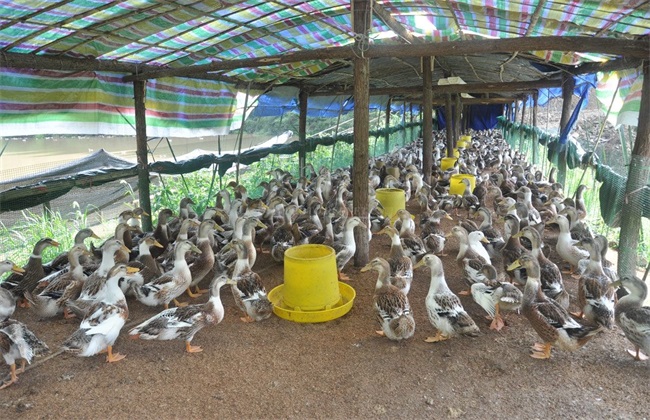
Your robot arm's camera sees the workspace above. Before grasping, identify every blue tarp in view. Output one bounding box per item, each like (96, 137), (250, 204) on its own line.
(436, 104), (503, 130)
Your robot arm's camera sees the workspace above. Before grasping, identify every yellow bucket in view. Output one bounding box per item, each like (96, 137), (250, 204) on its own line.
(449, 174), (476, 195)
(452, 148), (460, 157)
(460, 135), (472, 143)
(282, 244), (340, 311)
(375, 188), (405, 220)
(440, 157), (458, 171)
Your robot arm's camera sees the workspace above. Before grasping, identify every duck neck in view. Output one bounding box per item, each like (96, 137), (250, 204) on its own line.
(428, 269), (449, 295)
(233, 256), (249, 277)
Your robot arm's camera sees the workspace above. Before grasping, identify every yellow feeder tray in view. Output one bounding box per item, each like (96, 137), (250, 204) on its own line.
(449, 173), (476, 195)
(269, 244), (356, 323)
(375, 188), (405, 221)
(269, 282), (356, 323)
(452, 148), (460, 157)
(440, 157), (458, 171)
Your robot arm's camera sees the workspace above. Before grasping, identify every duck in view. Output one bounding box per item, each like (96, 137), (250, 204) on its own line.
(2, 238), (60, 306)
(377, 226), (413, 295)
(460, 178), (481, 216)
(151, 209), (175, 259)
(0, 319), (49, 389)
(549, 214), (588, 273)
(132, 240), (202, 309)
(573, 237), (615, 329)
(507, 254), (602, 359)
(271, 203), (299, 263)
(474, 207), (505, 258)
(0, 261), (24, 321)
(451, 226), (491, 295)
(414, 254), (480, 342)
(514, 226), (569, 309)
(610, 276), (650, 361)
(186, 220), (223, 297)
(74, 239), (131, 309)
(471, 264), (523, 331)
(129, 275), (236, 353)
(128, 235), (164, 286)
(61, 264), (136, 363)
(45, 228), (100, 272)
(332, 216), (367, 281)
(395, 210), (426, 263)
(420, 209), (452, 256)
(501, 215), (527, 285)
(361, 257), (415, 341)
(225, 239), (273, 322)
(24, 245), (90, 319)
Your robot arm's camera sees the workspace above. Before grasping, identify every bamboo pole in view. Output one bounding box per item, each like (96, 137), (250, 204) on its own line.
(384, 96), (392, 154)
(444, 94), (454, 157)
(532, 92), (538, 164)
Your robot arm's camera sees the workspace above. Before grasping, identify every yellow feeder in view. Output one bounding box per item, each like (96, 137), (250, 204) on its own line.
(452, 148), (460, 157)
(460, 135), (472, 143)
(449, 173), (476, 195)
(375, 188), (405, 220)
(440, 157), (458, 171)
(269, 244), (355, 323)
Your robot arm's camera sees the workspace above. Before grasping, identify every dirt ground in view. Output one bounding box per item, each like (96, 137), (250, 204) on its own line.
(1, 206), (648, 419)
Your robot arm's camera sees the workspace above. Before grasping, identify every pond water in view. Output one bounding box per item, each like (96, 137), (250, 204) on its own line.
(0, 133), (271, 181)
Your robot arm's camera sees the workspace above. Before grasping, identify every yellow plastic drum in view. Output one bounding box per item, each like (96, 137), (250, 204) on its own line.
(282, 244), (340, 311)
(440, 157), (458, 171)
(449, 173), (476, 195)
(375, 188), (405, 220)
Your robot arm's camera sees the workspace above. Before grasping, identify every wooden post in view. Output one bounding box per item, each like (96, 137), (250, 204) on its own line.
(557, 73), (575, 187)
(401, 100), (407, 145)
(618, 60), (650, 278)
(235, 83), (251, 184)
(298, 89), (308, 178)
(454, 94), (462, 148)
(532, 91), (539, 164)
(444, 94), (454, 157)
(352, 0), (370, 267)
(383, 97), (392, 154)
(422, 56), (433, 184)
(520, 98), (527, 152)
(133, 79), (153, 232)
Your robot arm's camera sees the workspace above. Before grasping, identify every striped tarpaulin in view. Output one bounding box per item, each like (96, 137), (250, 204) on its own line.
(595, 67), (642, 127)
(0, 67), (238, 137)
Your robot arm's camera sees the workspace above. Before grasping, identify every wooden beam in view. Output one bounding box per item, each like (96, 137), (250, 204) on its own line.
(352, 0), (371, 267)
(133, 80), (153, 232)
(618, 59), (650, 278)
(309, 78), (563, 97)
(571, 57), (643, 75)
(372, 2), (417, 44)
(123, 36), (650, 81)
(422, 56), (434, 184)
(411, 96), (521, 106)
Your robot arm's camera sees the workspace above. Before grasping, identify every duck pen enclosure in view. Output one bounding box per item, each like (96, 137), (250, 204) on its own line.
(1, 1), (650, 417)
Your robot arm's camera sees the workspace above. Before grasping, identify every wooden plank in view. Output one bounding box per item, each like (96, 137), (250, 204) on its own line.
(123, 36), (650, 81)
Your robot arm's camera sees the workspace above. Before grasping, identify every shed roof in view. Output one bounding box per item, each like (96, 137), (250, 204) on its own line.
(1, 1), (648, 99)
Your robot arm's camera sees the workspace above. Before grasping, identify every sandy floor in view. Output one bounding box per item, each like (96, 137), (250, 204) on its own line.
(0, 205), (648, 419)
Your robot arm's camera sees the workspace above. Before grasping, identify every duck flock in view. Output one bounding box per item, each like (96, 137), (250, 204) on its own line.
(1, 129), (649, 390)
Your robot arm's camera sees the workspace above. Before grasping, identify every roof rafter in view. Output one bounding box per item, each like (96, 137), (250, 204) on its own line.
(123, 36), (650, 81)
(372, 1), (418, 44)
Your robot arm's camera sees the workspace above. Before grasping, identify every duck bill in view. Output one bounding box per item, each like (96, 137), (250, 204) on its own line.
(445, 214), (453, 220)
(152, 240), (164, 248)
(91, 232), (101, 239)
(120, 244), (131, 254)
(480, 237), (490, 243)
(413, 259), (426, 269)
(506, 260), (522, 271)
(126, 266), (140, 274)
(214, 223), (225, 232)
(256, 221), (268, 229)
(512, 231), (523, 239)
(190, 244), (202, 254)
(360, 262), (373, 272)
(11, 264), (25, 275)
(609, 280), (622, 289)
